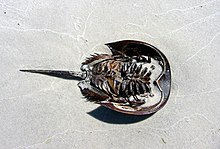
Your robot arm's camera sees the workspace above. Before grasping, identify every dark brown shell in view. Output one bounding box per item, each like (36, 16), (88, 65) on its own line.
(79, 40), (171, 115)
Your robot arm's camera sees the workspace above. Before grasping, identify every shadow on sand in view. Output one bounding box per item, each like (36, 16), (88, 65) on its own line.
(87, 106), (155, 124)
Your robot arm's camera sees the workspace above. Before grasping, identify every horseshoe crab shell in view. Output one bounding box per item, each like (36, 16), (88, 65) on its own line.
(78, 40), (171, 115)
(20, 40), (171, 115)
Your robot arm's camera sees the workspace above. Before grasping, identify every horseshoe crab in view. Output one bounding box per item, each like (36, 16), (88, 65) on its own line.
(20, 40), (171, 115)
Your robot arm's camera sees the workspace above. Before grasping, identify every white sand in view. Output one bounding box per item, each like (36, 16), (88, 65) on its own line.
(0, 0), (220, 148)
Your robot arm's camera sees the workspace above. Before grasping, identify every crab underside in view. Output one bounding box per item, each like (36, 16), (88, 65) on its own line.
(20, 40), (171, 115)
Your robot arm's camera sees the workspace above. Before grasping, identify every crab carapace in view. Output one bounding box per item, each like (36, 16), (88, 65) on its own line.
(20, 40), (171, 115)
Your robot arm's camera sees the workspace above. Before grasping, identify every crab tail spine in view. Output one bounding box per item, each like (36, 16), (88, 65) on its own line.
(20, 69), (86, 80)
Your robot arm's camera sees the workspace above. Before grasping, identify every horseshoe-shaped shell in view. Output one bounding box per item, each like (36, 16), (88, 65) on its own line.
(78, 40), (171, 115)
